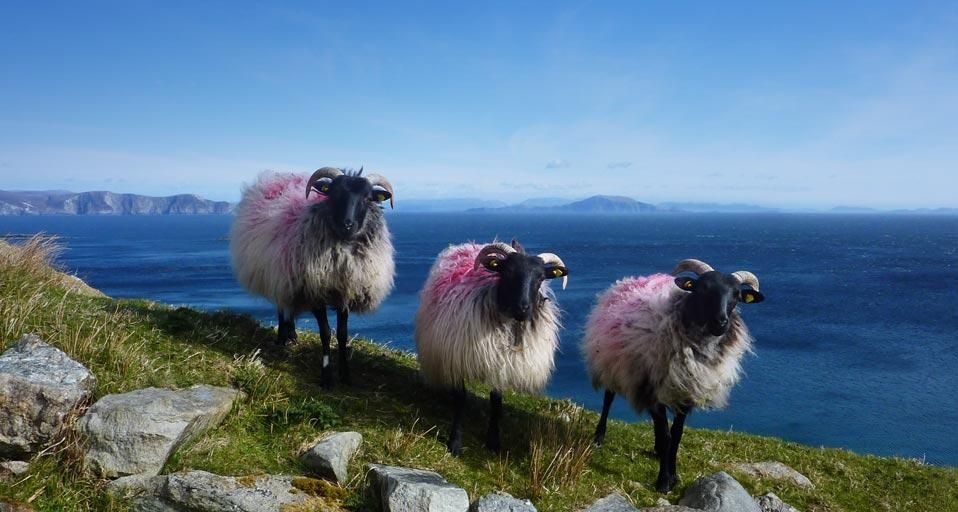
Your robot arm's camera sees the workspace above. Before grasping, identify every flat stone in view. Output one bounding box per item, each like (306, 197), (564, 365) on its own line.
(754, 493), (800, 512)
(77, 385), (241, 477)
(730, 462), (814, 489)
(581, 493), (637, 511)
(0, 334), (97, 458)
(638, 507), (704, 512)
(471, 491), (536, 511)
(0, 460), (30, 481)
(678, 472), (760, 512)
(367, 464), (469, 512)
(300, 431), (363, 483)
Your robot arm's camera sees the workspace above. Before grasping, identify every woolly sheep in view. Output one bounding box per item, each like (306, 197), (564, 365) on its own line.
(415, 239), (569, 455)
(230, 167), (395, 387)
(583, 258), (765, 492)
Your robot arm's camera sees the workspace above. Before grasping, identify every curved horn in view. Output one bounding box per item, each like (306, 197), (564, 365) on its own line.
(306, 167), (343, 198)
(366, 173), (394, 209)
(672, 258), (714, 276)
(473, 242), (516, 271)
(538, 252), (568, 290)
(731, 270), (760, 292)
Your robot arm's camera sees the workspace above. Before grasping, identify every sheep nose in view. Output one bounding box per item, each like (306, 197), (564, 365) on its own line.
(343, 220), (354, 230)
(716, 317), (728, 329)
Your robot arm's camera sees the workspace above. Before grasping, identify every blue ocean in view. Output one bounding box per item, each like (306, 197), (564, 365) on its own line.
(2, 213), (956, 465)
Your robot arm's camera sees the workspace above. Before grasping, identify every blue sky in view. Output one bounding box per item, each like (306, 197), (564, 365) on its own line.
(1, 1), (956, 208)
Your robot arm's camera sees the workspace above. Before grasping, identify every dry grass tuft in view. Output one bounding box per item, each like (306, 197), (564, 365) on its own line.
(527, 401), (595, 499)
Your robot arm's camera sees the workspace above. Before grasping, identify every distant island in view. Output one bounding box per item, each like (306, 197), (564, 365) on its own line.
(0, 190), (232, 216)
(468, 195), (662, 213)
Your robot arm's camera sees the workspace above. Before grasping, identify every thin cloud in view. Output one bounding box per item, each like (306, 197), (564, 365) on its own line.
(545, 159), (570, 169)
(607, 161), (632, 169)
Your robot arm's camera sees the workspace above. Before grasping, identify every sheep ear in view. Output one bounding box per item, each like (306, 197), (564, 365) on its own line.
(674, 276), (696, 291)
(740, 287), (764, 304)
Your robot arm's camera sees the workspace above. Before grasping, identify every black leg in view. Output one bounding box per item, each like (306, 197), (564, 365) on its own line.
(447, 385), (466, 456)
(336, 308), (350, 385)
(667, 407), (690, 486)
(593, 389), (616, 445)
(277, 309), (297, 346)
(486, 389), (502, 453)
(312, 305), (332, 389)
(650, 403), (675, 493)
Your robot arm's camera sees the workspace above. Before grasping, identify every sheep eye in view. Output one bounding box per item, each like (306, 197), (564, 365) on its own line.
(552, 268), (563, 277)
(316, 184), (329, 193)
(489, 259), (499, 268)
(683, 280), (694, 289)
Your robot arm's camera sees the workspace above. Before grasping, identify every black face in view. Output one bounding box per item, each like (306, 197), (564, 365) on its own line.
(479, 246), (568, 322)
(675, 271), (764, 336)
(310, 175), (391, 240)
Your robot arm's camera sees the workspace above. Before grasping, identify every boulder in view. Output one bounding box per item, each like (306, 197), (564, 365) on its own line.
(471, 491), (536, 511)
(754, 493), (801, 512)
(366, 464), (469, 512)
(730, 462), (813, 489)
(300, 431), (363, 483)
(678, 472), (760, 512)
(77, 385), (241, 477)
(0, 334), (97, 458)
(107, 471), (338, 512)
(581, 493), (637, 511)
(0, 460), (30, 481)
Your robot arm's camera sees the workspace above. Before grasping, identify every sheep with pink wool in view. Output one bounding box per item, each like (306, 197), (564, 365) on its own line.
(583, 258), (765, 493)
(415, 239), (569, 455)
(230, 167), (395, 388)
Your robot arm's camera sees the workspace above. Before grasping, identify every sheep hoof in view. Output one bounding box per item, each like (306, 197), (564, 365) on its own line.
(592, 432), (606, 446)
(320, 372), (334, 390)
(447, 441), (462, 457)
(655, 473), (677, 493)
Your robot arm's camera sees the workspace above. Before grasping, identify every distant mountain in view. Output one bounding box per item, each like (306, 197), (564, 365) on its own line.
(0, 190), (233, 215)
(830, 206), (879, 214)
(469, 195), (661, 213)
(659, 202), (780, 213)
(399, 198), (509, 212)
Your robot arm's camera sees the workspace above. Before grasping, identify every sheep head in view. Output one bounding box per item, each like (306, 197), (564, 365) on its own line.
(673, 259), (764, 336)
(475, 239), (568, 322)
(306, 167), (394, 241)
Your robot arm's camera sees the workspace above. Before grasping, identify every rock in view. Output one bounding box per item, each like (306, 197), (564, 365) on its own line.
(471, 491), (536, 511)
(730, 462), (814, 489)
(77, 385), (241, 477)
(367, 464), (469, 512)
(754, 493), (800, 512)
(678, 472), (760, 512)
(0, 334), (97, 458)
(0, 499), (35, 512)
(0, 460), (30, 480)
(300, 431), (363, 483)
(581, 493), (637, 511)
(108, 471), (337, 512)
(639, 507), (704, 512)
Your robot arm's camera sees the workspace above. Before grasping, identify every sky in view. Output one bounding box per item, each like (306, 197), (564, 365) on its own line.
(1, 1), (956, 208)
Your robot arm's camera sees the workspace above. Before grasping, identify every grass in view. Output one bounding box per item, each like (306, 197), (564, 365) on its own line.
(1, 235), (957, 511)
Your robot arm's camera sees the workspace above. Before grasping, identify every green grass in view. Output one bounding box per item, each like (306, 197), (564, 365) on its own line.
(1, 236), (956, 511)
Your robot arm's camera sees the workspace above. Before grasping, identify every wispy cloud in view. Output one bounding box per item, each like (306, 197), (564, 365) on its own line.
(545, 159), (570, 169)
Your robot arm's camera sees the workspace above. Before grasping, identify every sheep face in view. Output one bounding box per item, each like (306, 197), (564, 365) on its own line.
(307, 172), (392, 241)
(477, 241), (568, 322)
(675, 271), (764, 336)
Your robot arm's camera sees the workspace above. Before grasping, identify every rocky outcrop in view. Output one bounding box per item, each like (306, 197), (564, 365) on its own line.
(470, 491), (536, 512)
(0, 461), (30, 481)
(754, 493), (800, 512)
(300, 431), (363, 483)
(366, 464), (469, 512)
(678, 472), (760, 512)
(0, 190), (233, 216)
(77, 385), (241, 477)
(730, 461), (814, 489)
(0, 334), (97, 458)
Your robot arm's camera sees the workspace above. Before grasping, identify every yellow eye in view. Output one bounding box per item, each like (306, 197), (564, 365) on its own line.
(376, 193), (387, 202)
(320, 185), (329, 193)
(683, 280), (694, 289)
(744, 293), (754, 303)
(553, 268), (563, 277)
(488, 259), (499, 268)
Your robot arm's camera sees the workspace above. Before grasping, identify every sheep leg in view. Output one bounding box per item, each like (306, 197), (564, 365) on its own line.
(485, 389), (502, 453)
(593, 389), (615, 445)
(312, 306), (333, 389)
(650, 403), (675, 493)
(336, 308), (351, 385)
(447, 385), (467, 456)
(277, 310), (297, 346)
(666, 408), (689, 489)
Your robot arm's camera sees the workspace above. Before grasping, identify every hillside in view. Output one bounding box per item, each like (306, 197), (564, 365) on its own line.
(0, 190), (232, 215)
(469, 195), (661, 214)
(1, 237), (956, 511)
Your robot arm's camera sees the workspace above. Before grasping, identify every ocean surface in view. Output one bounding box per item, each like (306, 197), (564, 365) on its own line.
(2, 213), (956, 465)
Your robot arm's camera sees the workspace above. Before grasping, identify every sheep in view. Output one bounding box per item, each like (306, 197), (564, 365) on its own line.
(230, 167), (395, 388)
(415, 239), (569, 455)
(583, 258), (765, 493)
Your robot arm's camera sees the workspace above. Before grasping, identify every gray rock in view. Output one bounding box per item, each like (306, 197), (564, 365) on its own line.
(367, 463), (469, 512)
(639, 507), (705, 512)
(471, 491), (536, 511)
(0, 499), (35, 512)
(77, 385), (241, 477)
(107, 471), (331, 512)
(581, 493), (637, 511)
(0, 334), (97, 458)
(0, 460), (30, 480)
(754, 493), (800, 512)
(678, 472), (760, 512)
(300, 431), (362, 483)
(730, 462), (814, 489)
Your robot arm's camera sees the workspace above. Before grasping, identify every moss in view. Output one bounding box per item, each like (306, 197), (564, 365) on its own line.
(290, 478), (348, 501)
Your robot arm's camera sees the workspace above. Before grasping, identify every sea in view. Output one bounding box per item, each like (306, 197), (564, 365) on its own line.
(2, 213), (956, 466)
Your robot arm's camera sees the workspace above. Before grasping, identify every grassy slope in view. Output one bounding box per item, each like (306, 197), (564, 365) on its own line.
(1, 237), (956, 512)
